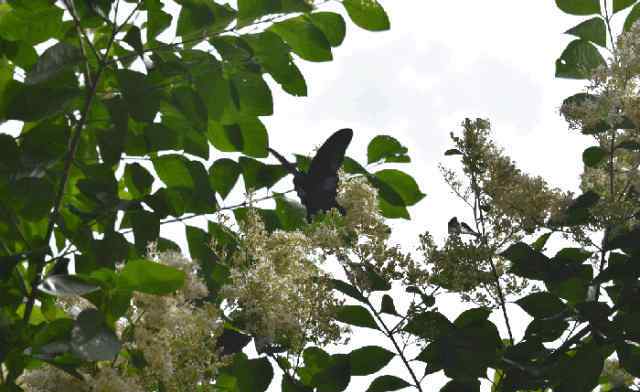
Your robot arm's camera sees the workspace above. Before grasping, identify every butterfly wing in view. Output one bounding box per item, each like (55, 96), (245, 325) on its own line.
(306, 128), (353, 179)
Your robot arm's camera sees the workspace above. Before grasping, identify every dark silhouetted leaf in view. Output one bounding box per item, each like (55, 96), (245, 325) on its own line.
(366, 375), (410, 392)
(335, 305), (378, 330)
(582, 146), (606, 167)
(349, 346), (395, 376)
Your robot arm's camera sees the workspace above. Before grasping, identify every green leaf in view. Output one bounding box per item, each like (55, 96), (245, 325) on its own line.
(275, 196), (306, 230)
(145, 0), (172, 40)
(368, 135), (410, 164)
(374, 169), (425, 206)
(208, 118), (269, 157)
(562, 190), (600, 225)
(365, 375), (410, 392)
(500, 242), (550, 280)
(126, 210), (160, 255)
(524, 317), (568, 342)
(236, 356), (274, 392)
(283, 377), (313, 392)
(342, 0), (390, 31)
(176, 0), (236, 39)
(555, 39), (606, 79)
(237, 0), (311, 26)
(330, 279), (367, 303)
(1, 80), (80, 122)
(335, 305), (378, 329)
(444, 148), (463, 156)
(617, 140), (640, 151)
(270, 16), (333, 62)
(38, 275), (101, 297)
(209, 158), (241, 199)
(349, 346), (395, 376)
(380, 294), (399, 315)
(238, 0), (279, 23)
(25, 42), (83, 84)
(70, 309), (121, 361)
(454, 307), (491, 328)
(618, 342), (640, 377)
(117, 259), (185, 294)
(153, 154), (194, 188)
(625, 2), (640, 30)
(441, 379), (481, 392)
(404, 311), (453, 340)
(555, 0), (601, 15)
(116, 69), (161, 122)
(13, 177), (56, 221)
(0, 4), (64, 44)
(124, 163), (154, 198)
(230, 73), (274, 117)
(123, 25), (144, 55)
(614, 0), (637, 13)
(243, 31), (307, 96)
(312, 354), (351, 392)
(565, 17), (607, 47)
(239, 156), (287, 191)
(553, 247), (592, 264)
(171, 86), (208, 132)
(378, 197), (410, 220)
(516, 292), (567, 318)
(531, 231), (552, 252)
(549, 342), (605, 391)
(308, 12), (346, 47)
(582, 146), (606, 167)
(216, 327), (252, 356)
(144, 123), (180, 152)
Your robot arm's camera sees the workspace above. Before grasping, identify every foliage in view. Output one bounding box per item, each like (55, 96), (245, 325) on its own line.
(2, 0), (640, 391)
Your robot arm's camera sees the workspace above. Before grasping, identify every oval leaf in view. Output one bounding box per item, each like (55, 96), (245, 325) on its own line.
(117, 259), (185, 294)
(555, 39), (606, 79)
(342, 0), (390, 31)
(335, 305), (378, 329)
(582, 146), (606, 167)
(368, 135), (409, 164)
(269, 16), (332, 62)
(565, 17), (606, 47)
(350, 346), (395, 376)
(366, 375), (410, 392)
(555, 0), (601, 15)
(516, 292), (567, 319)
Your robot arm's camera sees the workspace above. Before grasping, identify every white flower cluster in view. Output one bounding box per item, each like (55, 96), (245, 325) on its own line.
(19, 365), (143, 392)
(129, 245), (224, 391)
(221, 209), (346, 351)
(20, 246), (224, 392)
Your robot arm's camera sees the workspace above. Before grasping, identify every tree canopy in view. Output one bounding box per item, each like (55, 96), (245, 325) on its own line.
(0, 0), (640, 391)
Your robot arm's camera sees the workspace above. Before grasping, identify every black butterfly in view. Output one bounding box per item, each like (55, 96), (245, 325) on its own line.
(269, 128), (353, 221)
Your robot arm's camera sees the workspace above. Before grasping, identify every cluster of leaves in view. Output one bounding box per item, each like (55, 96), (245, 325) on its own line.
(0, 0), (426, 390)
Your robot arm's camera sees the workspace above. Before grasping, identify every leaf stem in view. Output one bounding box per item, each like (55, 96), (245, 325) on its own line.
(21, 1), (123, 327)
(364, 299), (424, 392)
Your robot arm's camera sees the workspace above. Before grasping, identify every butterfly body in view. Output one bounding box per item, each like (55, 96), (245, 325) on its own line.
(270, 129), (353, 221)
